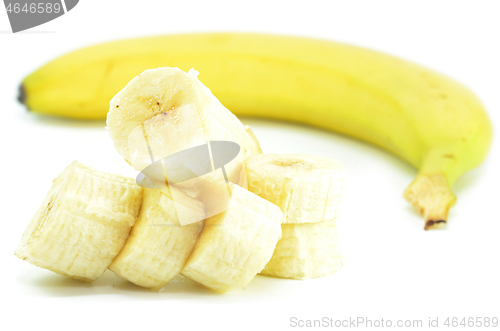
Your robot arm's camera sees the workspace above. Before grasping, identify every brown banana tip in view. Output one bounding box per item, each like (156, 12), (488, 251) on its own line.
(17, 84), (27, 106)
(424, 219), (447, 231)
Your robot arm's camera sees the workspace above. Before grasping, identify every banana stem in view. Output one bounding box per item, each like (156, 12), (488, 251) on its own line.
(403, 173), (457, 230)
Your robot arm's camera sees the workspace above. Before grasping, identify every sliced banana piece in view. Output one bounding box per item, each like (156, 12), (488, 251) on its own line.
(181, 183), (283, 292)
(107, 67), (262, 220)
(260, 220), (342, 280)
(15, 161), (143, 282)
(109, 187), (204, 290)
(107, 67), (261, 172)
(246, 153), (347, 224)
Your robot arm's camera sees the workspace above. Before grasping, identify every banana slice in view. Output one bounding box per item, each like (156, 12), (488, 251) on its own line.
(15, 161), (143, 282)
(260, 220), (342, 280)
(181, 183), (283, 292)
(106, 67), (261, 172)
(107, 67), (262, 220)
(109, 187), (204, 290)
(246, 153), (347, 224)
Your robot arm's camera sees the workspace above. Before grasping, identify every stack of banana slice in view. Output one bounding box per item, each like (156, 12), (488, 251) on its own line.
(246, 154), (346, 279)
(15, 67), (346, 292)
(105, 67), (283, 292)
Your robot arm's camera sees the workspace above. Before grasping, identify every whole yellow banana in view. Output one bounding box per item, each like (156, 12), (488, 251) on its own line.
(19, 33), (492, 229)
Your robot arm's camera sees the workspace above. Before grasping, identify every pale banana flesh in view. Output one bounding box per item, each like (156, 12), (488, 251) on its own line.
(15, 161), (143, 281)
(20, 33), (493, 228)
(106, 66), (261, 221)
(109, 187), (204, 290)
(181, 183), (283, 292)
(107, 68), (281, 291)
(246, 153), (344, 279)
(246, 153), (346, 224)
(261, 220), (342, 280)
(16, 68), (344, 289)
(106, 67), (261, 172)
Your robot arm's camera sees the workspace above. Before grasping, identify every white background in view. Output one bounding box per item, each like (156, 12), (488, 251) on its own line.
(1, 1), (499, 330)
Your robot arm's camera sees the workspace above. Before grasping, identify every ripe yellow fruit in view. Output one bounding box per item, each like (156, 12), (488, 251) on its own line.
(20, 33), (493, 228)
